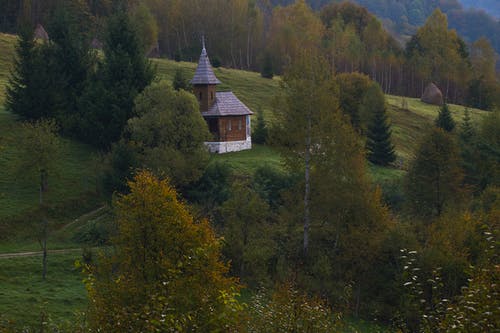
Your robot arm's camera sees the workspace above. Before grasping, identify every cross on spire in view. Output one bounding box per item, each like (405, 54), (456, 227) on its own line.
(202, 34), (206, 50)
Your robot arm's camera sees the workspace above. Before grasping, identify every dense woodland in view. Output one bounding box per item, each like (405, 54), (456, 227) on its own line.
(1, 0), (500, 332)
(0, 0), (499, 109)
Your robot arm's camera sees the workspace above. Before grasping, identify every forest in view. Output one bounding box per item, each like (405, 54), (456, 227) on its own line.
(0, 0), (499, 332)
(1, 0), (498, 109)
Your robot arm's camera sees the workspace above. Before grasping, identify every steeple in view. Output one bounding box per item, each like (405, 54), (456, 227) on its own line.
(191, 39), (220, 111)
(190, 38), (221, 85)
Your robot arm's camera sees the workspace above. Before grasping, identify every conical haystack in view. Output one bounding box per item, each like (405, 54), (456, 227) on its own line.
(34, 24), (49, 41)
(91, 38), (103, 49)
(421, 83), (444, 106)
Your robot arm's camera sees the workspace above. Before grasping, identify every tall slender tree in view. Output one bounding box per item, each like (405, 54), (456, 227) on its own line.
(364, 84), (396, 166)
(16, 120), (61, 280)
(406, 128), (464, 217)
(435, 103), (456, 132)
(4, 23), (43, 119)
(77, 9), (155, 148)
(272, 51), (336, 256)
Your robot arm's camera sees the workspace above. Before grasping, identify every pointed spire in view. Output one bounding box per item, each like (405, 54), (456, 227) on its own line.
(190, 37), (221, 85)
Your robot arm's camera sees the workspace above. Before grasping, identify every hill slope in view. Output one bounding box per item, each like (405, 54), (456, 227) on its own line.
(271, 0), (500, 53)
(0, 32), (489, 221)
(459, 0), (500, 18)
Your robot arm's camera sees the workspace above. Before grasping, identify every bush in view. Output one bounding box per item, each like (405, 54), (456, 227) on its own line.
(246, 282), (342, 332)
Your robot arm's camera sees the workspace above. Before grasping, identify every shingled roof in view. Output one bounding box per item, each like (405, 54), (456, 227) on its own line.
(190, 47), (221, 85)
(202, 92), (253, 117)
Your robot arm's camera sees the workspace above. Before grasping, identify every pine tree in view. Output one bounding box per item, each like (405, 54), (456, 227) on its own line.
(364, 84), (396, 166)
(4, 24), (46, 119)
(406, 128), (464, 217)
(172, 68), (190, 91)
(459, 108), (475, 143)
(260, 52), (273, 79)
(77, 9), (155, 148)
(459, 108), (480, 189)
(252, 107), (268, 144)
(45, 3), (94, 131)
(435, 103), (455, 132)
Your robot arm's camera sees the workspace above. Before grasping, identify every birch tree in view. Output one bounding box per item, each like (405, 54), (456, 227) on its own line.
(16, 119), (61, 280)
(272, 51), (336, 256)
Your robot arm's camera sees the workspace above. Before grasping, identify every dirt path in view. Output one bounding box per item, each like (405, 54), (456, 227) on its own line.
(0, 206), (108, 259)
(0, 248), (84, 259)
(59, 205), (108, 231)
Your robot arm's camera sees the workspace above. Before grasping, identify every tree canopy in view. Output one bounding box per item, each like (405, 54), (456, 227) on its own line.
(86, 170), (242, 332)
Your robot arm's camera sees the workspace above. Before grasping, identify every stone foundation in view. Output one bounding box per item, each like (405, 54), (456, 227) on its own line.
(205, 137), (252, 154)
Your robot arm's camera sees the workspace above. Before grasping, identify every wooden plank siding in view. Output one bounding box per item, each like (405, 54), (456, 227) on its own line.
(206, 116), (247, 142)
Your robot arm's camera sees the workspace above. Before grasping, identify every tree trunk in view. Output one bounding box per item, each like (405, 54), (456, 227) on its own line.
(303, 116), (311, 257)
(40, 169), (48, 280)
(355, 284), (361, 317)
(246, 22), (251, 69)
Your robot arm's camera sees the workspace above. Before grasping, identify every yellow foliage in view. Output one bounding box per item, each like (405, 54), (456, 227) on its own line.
(86, 170), (242, 332)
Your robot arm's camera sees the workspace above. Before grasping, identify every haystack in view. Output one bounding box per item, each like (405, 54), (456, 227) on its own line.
(34, 24), (49, 41)
(421, 83), (443, 106)
(91, 38), (103, 49)
(146, 42), (160, 58)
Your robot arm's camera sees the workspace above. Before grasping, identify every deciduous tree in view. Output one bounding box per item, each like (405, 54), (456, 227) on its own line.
(86, 170), (243, 332)
(16, 119), (61, 280)
(127, 82), (210, 187)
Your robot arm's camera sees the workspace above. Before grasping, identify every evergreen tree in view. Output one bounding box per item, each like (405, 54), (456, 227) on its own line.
(364, 84), (396, 166)
(406, 128), (464, 217)
(435, 103), (455, 132)
(77, 9), (155, 149)
(252, 107), (268, 144)
(45, 3), (94, 132)
(172, 67), (190, 91)
(260, 52), (274, 79)
(459, 108), (480, 189)
(4, 24), (47, 119)
(459, 108), (475, 143)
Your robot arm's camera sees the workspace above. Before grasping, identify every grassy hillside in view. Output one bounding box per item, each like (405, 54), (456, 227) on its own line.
(152, 54), (488, 167)
(0, 33), (103, 250)
(0, 31), (491, 332)
(0, 32), (490, 224)
(0, 252), (87, 328)
(0, 33), (16, 103)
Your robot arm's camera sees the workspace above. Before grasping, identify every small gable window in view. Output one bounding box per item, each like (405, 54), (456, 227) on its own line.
(238, 119), (242, 130)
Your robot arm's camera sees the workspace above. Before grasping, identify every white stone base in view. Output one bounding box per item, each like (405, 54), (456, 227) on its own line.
(205, 137), (252, 154)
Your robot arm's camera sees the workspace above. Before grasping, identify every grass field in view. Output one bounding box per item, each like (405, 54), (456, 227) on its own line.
(0, 33), (16, 103)
(0, 252), (87, 329)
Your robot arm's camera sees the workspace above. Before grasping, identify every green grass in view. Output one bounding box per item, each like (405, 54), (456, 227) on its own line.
(0, 105), (101, 219)
(0, 33), (16, 103)
(152, 58), (280, 121)
(0, 35), (102, 229)
(151, 56), (489, 171)
(386, 95), (487, 163)
(0, 252), (87, 329)
(210, 144), (284, 174)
